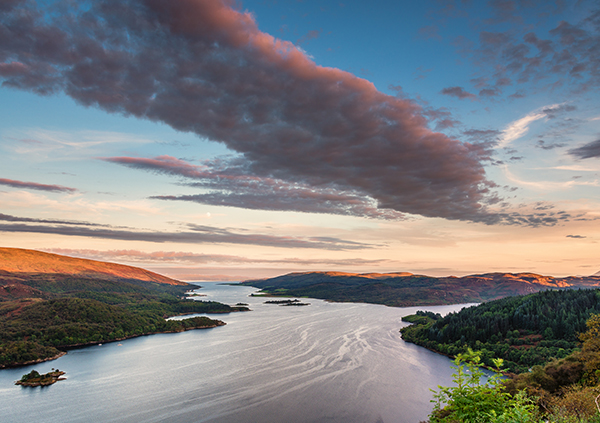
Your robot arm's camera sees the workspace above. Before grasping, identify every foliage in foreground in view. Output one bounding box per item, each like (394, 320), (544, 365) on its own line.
(425, 314), (600, 423)
(428, 349), (539, 423)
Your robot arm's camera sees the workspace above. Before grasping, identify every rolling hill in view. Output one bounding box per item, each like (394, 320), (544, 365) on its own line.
(0, 247), (183, 284)
(241, 271), (600, 307)
(0, 248), (247, 368)
(0, 247), (186, 301)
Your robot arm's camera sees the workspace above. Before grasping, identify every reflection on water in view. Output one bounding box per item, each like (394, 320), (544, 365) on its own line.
(0, 283), (467, 423)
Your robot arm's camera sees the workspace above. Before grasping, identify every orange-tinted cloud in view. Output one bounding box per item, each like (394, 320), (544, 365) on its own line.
(0, 0), (496, 222)
(44, 248), (388, 267)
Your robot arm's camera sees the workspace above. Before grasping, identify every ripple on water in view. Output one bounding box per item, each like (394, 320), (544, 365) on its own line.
(0, 283), (465, 423)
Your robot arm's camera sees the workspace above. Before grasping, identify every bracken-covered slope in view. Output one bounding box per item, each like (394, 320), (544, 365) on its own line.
(0, 247), (187, 301)
(241, 271), (600, 307)
(0, 247), (183, 284)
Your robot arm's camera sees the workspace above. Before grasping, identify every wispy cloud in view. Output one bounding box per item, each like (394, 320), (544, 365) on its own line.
(0, 0), (497, 224)
(440, 86), (477, 100)
(502, 165), (600, 190)
(0, 178), (77, 193)
(536, 165), (599, 172)
(497, 110), (547, 149)
(469, 6), (600, 94)
(3, 129), (156, 163)
(0, 213), (372, 250)
(44, 248), (388, 267)
(0, 212), (109, 227)
(497, 103), (575, 148)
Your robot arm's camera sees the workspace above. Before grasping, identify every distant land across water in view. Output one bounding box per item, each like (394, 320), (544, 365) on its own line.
(240, 270), (600, 307)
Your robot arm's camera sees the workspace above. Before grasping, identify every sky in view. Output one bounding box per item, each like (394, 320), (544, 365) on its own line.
(0, 0), (599, 281)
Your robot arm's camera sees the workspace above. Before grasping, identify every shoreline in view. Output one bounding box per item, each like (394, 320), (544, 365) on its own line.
(1, 321), (225, 369)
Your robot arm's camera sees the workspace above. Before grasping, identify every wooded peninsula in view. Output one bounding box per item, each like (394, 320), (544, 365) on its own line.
(0, 248), (248, 368)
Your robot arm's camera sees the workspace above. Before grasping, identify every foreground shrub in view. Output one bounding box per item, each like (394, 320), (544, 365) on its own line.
(429, 349), (538, 423)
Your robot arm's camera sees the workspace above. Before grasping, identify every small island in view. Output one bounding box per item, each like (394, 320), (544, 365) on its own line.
(16, 369), (66, 387)
(264, 299), (310, 306)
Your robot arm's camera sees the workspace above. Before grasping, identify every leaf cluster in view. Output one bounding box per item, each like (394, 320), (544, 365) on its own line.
(430, 349), (538, 423)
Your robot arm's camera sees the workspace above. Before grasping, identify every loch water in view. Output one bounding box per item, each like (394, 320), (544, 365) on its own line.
(1, 283), (471, 423)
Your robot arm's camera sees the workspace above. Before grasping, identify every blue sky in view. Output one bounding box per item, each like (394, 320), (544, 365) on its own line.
(0, 0), (598, 280)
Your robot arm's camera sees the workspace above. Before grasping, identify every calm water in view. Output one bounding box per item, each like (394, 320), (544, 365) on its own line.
(0, 283), (470, 423)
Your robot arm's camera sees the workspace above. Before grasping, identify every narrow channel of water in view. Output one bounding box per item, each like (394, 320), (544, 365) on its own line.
(1, 283), (469, 423)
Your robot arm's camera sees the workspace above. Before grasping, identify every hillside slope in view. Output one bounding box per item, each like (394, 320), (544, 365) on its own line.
(0, 247), (189, 301)
(242, 271), (600, 307)
(400, 288), (600, 373)
(0, 247), (183, 285)
(0, 248), (248, 367)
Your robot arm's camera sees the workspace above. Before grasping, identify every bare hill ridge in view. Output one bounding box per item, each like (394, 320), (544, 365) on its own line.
(0, 247), (184, 286)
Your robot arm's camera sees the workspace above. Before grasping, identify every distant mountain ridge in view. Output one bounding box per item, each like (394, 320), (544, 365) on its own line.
(242, 271), (600, 307)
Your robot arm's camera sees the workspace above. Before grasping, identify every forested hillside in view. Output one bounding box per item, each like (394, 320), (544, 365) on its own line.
(0, 248), (248, 368)
(242, 271), (600, 307)
(401, 289), (600, 373)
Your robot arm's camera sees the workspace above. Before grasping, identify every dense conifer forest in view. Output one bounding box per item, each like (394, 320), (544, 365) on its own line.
(403, 289), (600, 422)
(401, 289), (600, 373)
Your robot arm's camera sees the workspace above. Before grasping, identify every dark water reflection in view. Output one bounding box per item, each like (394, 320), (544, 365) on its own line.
(1, 283), (470, 423)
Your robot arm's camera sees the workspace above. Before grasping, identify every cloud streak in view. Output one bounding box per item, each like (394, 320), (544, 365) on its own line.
(104, 155), (406, 219)
(0, 177), (77, 193)
(44, 248), (388, 267)
(440, 86), (477, 100)
(0, 212), (108, 227)
(496, 104), (574, 149)
(569, 139), (600, 159)
(0, 0), (496, 223)
(0, 213), (371, 250)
